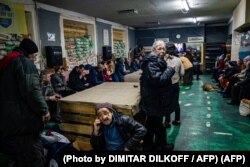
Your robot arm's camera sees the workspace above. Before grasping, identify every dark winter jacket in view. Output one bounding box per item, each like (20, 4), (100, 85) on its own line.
(68, 66), (87, 91)
(50, 73), (68, 92)
(140, 53), (175, 117)
(223, 66), (240, 79)
(42, 82), (56, 101)
(84, 64), (103, 86)
(0, 47), (48, 138)
(90, 112), (146, 151)
(130, 59), (140, 72)
(115, 59), (127, 82)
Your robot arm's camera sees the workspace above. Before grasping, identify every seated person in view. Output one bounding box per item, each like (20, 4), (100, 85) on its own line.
(115, 58), (128, 82)
(40, 70), (62, 122)
(68, 65), (90, 91)
(96, 62), (105, 82)
(124, 57), (132, 73)
(90, 102), (146, 151)
(218, 61), (240, 90)
(103, 60), (119, 82)
(222, 57), (249, 97)
(50, 66), (75, 97)
(84, 64), (103, 86)
(228, 59), (250, 105)
(130, 56), (141, 72)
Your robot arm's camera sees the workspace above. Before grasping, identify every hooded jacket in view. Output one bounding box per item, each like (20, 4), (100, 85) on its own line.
(140, 53), (175, 117)
(0, 47), (48, 138)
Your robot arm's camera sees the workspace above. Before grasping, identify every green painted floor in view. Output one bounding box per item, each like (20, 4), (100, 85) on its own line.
(167, 74), (250, 151)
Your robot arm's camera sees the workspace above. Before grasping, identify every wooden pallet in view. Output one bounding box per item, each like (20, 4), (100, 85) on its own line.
(59, 82), (141, 151)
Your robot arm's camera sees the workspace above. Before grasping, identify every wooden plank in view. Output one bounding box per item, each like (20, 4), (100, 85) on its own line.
(73, 136), (93, 151)
(61, 112), (96, 124)
(60, 102), (96, 115)
(60, 82), (140, 116)
(60, 123), (93, 136)
(63, 133), (93, 151)
(113, 29), (124, 41)
(115, 108), (133, 117)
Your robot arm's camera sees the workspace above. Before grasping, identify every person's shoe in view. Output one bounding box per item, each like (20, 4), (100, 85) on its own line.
(172, 120), (181, 126)
(163, 143), (174, 151)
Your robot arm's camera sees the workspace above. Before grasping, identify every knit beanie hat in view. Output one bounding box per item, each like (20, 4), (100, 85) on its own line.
(19, 38), (38, 55)
(96, 102), (115, 114)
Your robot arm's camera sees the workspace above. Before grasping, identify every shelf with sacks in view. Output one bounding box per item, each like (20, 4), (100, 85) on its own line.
(63, 19), (96, 69)
(0, 33), (25, 60)
(112, 28), (127, 59)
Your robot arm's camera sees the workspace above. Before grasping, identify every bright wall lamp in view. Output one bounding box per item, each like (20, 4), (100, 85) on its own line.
(181, 0), (189, 14)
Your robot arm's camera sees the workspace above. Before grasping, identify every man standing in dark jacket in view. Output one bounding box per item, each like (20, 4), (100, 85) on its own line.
(90, 102), (146, 151)
(140, 40), (175, 151)
(0, 38), (50, 167)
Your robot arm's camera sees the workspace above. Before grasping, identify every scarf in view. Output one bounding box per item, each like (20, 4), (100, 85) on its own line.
(0, 51), (22, 73)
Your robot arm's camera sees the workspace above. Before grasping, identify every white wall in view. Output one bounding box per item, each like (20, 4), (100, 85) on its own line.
(231, 0), (246, 60)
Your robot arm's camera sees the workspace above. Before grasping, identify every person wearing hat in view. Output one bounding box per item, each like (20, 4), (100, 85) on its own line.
(90, 102), (146, 151)
(0, 38), (50, 167)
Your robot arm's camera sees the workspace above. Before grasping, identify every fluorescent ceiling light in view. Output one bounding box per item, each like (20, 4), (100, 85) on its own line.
(118, 9), (138, 15)
(181, 0), (189, 13)
(145, 21), (160, 25)
(192, 17), (197, 23)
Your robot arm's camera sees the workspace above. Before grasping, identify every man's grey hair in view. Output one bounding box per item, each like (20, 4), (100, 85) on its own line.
(152, 40), (166, 52)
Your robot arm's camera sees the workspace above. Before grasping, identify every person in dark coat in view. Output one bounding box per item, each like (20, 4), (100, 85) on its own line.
(139, 40), (175, 151)
(115, 58), (127, 82)
(90, 103), (146, 151)
(130, 56), (141, 72)
(84, 64), (103, 86)
(40, 70), (62, 122)
(50, 65), (75, 97)
(68, 65), (90, 91)
(0, 38), (50, 167)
